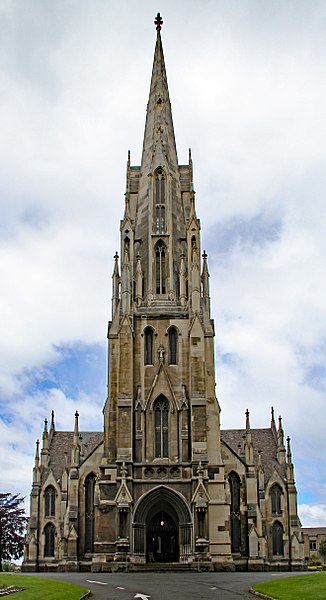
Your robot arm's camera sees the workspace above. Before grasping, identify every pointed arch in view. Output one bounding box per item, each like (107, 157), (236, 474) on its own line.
(168, 326), (178, 364)
(144, 326), (154, 365)
(44, 522), (55, 557)
(154, 395), (169, 458)
(229, 471), (241, 553)
(155, 240), (166, 294)
(44, 485), (55, 517)
(85, 472), (96, 553)
(270, 483), (282, 515)
(272, 521), (284, 556)
(155, 168), (166, 234)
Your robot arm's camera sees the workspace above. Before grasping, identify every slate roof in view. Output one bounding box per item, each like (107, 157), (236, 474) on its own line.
(221, 427), (286, 484)
(46, 430), (103, 482)
(301, 527), (326, 536)
(44, 427), (285, 486)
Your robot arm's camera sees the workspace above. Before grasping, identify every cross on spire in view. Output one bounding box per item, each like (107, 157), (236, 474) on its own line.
(154, 12), (163, 31)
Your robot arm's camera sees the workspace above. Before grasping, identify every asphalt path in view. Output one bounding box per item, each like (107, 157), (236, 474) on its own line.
(26, 570), (305, 600)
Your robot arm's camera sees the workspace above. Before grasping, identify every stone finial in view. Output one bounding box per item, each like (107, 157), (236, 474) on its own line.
(245, 408), (250, 432)
(35, 439), (40, 466)
(286, 436), (292, 463)
(50, 410), (55, 432)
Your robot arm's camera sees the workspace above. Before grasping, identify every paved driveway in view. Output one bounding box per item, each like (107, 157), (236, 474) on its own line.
(29, 570), (304, 600)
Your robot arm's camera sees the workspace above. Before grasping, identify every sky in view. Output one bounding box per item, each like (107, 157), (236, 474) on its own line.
(0, 0), (325, 527)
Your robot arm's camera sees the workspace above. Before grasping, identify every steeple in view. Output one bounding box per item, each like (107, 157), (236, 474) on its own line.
(141, 13), (178, 175)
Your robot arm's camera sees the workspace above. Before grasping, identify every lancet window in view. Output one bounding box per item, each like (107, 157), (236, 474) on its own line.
(44, 485), (55, 517)
(271, 484), (282, 515)
(155, 241), (166, 294)
(229, 472), (241, 553)
(155, 168), (166, 234)
(168, 327), (178, 364)
(44, 523), (55, 557)
(85, 473), (96, 553)
(154, 395), (169, 458)
(272, 521), (284, 555)
(144, 327), (154, 365)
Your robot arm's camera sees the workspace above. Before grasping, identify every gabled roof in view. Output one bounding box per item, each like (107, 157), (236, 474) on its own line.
(45, 430), (103, 481)
(221, 427), (285, 483)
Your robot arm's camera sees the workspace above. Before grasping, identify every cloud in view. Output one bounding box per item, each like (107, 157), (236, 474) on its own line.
(0, 1), (325, 522)
(299, 504), (326, 528)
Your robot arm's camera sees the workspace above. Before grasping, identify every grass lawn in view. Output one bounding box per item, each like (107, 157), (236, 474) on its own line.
(0, 574), (89, 599)
(252, 572), (326, 599)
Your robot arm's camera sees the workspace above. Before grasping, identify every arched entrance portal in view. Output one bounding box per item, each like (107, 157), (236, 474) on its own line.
(147, 511), (179, 563)
(133, 486), (192, 563)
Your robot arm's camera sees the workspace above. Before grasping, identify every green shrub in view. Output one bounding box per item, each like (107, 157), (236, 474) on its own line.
(308, 554), (322, 566)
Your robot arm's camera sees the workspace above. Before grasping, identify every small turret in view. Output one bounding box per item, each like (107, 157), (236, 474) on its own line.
(179, 253), (187, 307)
(71, 411), (81, 468)
(277, 415), (286, 465)
(271, 406), (277, 441)
(201, 250), (210, 317)
(244, 409), (254, 465)
(121, 240), (131, 315)
(191, 237), (201, 312)
(112, 251), (120, 317)
(135, 253), (143, 307)
(189, 148), (194, 192)
(41, 418), (49, 467)
(32, 439), (40, 485)
(286, 436), (294, 482)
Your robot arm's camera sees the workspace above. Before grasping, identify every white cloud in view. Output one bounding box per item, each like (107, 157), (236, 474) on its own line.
(299, 504), (326, 528)
(0, 0), (325, 521)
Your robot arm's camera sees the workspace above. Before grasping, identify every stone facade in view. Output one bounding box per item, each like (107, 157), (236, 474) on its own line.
(23, 15), (304, 573)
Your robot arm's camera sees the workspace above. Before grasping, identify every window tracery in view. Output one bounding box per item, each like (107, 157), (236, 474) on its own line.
(44, 523), (55, 557)
(271, 484), (282, 515)
(229, 472), (241, 553)
(155, 241), (166, 294)
(45, 485), (55, 517)
(85, 473), (96, 553)
(155, 168), (166, 234)
(272, 521), (284, 555)
(154, 395), (169, 458)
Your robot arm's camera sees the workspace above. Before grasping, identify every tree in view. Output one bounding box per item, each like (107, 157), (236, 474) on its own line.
(0, 493), (27, 572)
(319, 538), (326, 564)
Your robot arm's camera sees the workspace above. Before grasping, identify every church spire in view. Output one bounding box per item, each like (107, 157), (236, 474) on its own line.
(141, 13), (178, 174)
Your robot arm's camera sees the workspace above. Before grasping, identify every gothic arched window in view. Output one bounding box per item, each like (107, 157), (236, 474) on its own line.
(169, 327), (178, 364)
(154, 395), (169, 458)
(85, 473), (96, 553)
(229, 472), (241, 553)
(271, 484), (282, 515)
(44, 523), (55, 557)
(155, 241), (166, 294)
(144, 327), (154, 365)
(45, 485), (55, 517)
(272, 521), (284, 555)
(155, 168), (166, 234)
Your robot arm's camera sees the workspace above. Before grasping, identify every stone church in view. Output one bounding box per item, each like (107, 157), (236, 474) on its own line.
(23, 14), (304, 572)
